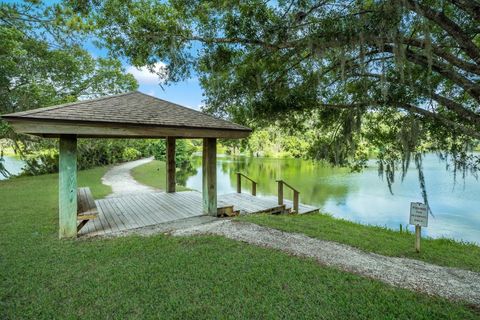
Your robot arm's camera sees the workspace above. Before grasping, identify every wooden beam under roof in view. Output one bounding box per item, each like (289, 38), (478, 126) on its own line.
(5, 118), (250, 139)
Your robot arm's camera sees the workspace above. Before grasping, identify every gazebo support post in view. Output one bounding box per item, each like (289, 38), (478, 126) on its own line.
(166, 137), (176, 193)
(58, 135), (78, 239)
(202, 138), (217, 216)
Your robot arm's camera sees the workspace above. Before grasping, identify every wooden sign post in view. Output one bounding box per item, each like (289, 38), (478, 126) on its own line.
(409, 202), (428, 253)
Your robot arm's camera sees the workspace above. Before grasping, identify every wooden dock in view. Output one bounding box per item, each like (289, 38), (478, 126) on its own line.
(79, 191), (319, 237)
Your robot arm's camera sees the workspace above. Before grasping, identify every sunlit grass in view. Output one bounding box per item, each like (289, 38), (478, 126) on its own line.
(130, 160), (190, 191)
(1, 169), (478, 318)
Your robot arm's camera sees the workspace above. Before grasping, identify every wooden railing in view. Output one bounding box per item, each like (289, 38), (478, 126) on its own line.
(236, 173), (257, 196)
(276, 180), (299, 214)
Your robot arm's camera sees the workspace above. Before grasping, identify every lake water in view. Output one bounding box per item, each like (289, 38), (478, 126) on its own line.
(185, 154), (480, 244)
(0, 156), (25, 180)
(3, 153), (479, 243)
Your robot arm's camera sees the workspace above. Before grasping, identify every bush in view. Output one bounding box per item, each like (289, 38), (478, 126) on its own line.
(122, 147), (141, 162)
(150, 139), (194, 167)
(19, 139), (151, 175)
(22, 148), (59, 175)
(17, 138), (195, 176)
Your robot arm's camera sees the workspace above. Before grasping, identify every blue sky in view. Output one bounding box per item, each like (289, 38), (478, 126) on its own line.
(9, 0), (206, 109)
(86, 35), (205, 110)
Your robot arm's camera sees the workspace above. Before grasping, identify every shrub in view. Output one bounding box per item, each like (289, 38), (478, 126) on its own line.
(17, 138), (195, 176)
(122, 147), (141, 162)
(22, 148), (59, 175)
(150, 139), (194, 167)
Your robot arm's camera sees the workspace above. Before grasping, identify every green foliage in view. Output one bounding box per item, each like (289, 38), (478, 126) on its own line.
(23, 148), (59, 176)
(79, 0), (480, 196)
(238, 213), (480, 273)
(236, 125), (321, 160)
(122, 147), (142, 162)
(20, 139), (156, 176)
(0, 18), (137, 117)
(149, 139), (195, 167)
(0, 172), (478, 318)
(0, 1), (138, 155)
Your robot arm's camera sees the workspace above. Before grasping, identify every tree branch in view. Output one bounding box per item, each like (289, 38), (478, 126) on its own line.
(449, 0), (480, 22)
(405, 0), (480, 64)
(430, 92), (480, 127)
(381, 44), (480, 103)
(317, 101), (480, 139)
(402, 38), (480, 75)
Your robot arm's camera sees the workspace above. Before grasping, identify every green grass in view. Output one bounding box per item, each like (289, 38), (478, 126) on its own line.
(1, 170), (479, 318)
(237, 213), (480, 273)
(130, 160), (190, 191)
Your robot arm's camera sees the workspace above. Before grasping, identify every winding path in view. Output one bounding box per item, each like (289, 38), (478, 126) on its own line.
(102, 157), (158, 197)
(172, 219), (480, 306)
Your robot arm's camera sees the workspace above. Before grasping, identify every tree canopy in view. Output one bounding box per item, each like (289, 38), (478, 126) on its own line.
(0, 1), (138, 141)
(71, 0), (479, 202)
(3, 0), (480, 206)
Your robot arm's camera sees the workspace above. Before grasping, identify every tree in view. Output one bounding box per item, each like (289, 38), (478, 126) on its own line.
(0, 1), (138, 177)
(0, 1), (138, 139)
(69, 0), (480, 206)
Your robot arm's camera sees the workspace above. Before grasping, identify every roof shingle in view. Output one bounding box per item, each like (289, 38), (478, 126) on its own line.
(2, 91), (251, 132)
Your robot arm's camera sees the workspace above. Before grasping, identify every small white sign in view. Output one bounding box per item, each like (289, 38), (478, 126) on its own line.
(409, 202), (428, 227)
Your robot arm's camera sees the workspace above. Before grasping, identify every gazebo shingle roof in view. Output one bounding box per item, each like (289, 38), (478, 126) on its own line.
(1, 91), (251, 139)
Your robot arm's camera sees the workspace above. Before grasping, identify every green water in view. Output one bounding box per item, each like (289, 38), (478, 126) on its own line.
(185, 154), (480, 244)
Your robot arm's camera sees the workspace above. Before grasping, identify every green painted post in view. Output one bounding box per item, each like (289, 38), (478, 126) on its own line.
(59, 135), (77, 239)
(202, 138), (217, 216)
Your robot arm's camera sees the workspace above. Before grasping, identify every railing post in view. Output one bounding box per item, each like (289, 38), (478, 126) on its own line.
(252, 181), (257, 196)
(236, 173), (241, 193)
(277, 180), (283, 205)
(293, 191), (299, 214)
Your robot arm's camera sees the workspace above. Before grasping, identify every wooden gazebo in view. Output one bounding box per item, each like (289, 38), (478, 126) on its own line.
(1, 91), (251, 238)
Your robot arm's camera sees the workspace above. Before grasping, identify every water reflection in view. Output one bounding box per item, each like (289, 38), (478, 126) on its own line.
(185, 154), (480, 244)
(0, 156), (25, 180)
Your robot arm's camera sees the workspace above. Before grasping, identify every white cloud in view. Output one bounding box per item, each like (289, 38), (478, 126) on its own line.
(127, 62), (168, 85)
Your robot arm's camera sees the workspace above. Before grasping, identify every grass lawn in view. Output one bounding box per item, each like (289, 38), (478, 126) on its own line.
(131, 160), (190, 191)
(1, 170), (479, 318)
(237, 213), (480, 273)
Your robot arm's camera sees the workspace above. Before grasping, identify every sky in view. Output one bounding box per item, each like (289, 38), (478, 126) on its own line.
(85, 35), (205, 111)
(6, 0), (206, 110)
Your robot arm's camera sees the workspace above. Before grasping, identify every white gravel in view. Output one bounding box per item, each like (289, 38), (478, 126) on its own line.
(102, 157), (158, 197)
(172, 219), (480, 306)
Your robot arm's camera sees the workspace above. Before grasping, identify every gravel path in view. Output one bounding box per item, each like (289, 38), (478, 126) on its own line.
(102, 157), (158, 197)
(172, 219), (480, 306)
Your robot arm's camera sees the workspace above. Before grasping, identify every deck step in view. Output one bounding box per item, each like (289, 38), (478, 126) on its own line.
(217, 205), (240, 217)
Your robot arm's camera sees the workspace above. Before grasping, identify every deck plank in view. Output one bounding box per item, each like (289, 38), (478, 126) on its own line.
(136, 194), (175, 223)
(148, 194), (185, 221)
(104, 198), (129, 232)
(80, 191), (319, 237)
(101, 199), (124, 232)
(111, 197), (143, 231)
(95, 201), (112, 233)
(119, 196), (155, 227)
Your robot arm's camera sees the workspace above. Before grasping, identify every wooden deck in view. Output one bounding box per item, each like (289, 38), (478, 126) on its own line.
(218, 193), (319, 215)
(79, 191), (319, 237)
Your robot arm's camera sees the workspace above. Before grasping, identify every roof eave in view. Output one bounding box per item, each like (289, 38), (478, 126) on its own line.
(2, 116), (251, 139)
